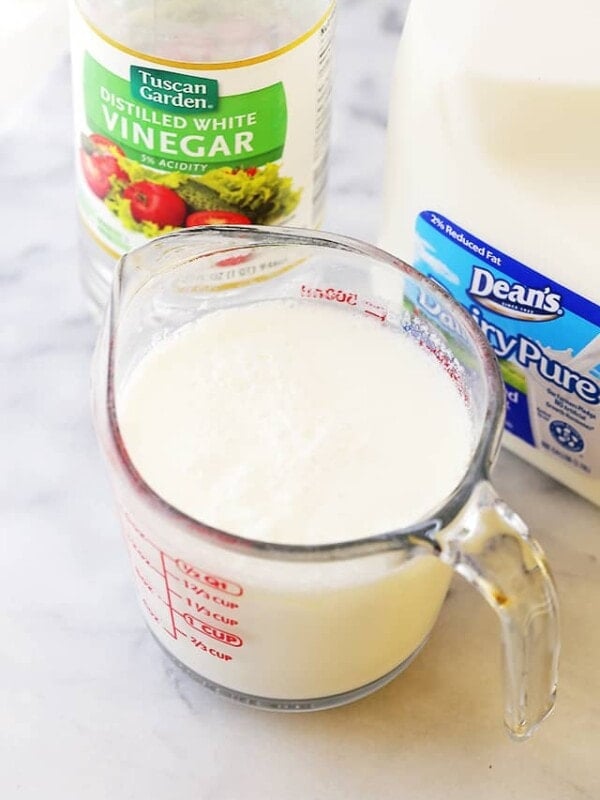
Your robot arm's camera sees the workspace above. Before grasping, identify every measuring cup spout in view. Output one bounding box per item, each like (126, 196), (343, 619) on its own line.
(435, 480), (559, 740)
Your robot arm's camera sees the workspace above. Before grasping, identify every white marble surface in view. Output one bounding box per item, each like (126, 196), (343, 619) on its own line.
(2, 1), (600, 797)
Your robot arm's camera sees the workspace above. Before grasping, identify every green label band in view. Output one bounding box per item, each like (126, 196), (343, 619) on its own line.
(84, 54), (287, 169)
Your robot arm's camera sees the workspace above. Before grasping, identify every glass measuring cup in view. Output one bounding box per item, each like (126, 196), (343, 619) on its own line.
(91, 226), (559, 740)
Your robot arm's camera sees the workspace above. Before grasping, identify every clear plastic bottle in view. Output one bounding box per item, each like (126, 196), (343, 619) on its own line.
(70, 0), (335, 310)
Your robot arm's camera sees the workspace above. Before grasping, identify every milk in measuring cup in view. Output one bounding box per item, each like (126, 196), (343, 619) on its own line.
(117, 300), (473, 699)
(382, 0), (600, 505)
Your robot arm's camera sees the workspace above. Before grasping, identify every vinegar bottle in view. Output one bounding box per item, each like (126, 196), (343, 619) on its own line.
(70, 0), (335, 310)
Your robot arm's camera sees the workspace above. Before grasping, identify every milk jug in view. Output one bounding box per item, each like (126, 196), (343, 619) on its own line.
(381, 0), (600, 506)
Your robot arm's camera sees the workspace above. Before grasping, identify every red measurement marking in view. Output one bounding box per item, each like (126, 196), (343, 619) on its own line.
(142, 598), (160, 624)
(175, 560), (243, 597)
(160, 551), (178, 640)
(363, 301), (388, 322)
(121, 509), (246, 645)
(184, 601), (211, 618)
(124, 512), (154, 543)
(214, 613), (238, 627)
(125, 530), (156, 566)
(184, 598), (239, 626)
(134, 565), (154, 595)
(215, 252), (252, 268)
(190, 637), (233, 662)
(418, 340), (468, 402)
(300, 284), (358, 306)
(182, 614), (244, 648)
(183, 580), (239, 609)
(123, 511), (243, 596)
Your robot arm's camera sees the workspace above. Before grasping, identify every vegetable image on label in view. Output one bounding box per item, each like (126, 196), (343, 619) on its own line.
(80, 134), (129, 199)
(124, 181), (187, 227)
(78, 143), (300, 240)
(186, 210), (252, 227)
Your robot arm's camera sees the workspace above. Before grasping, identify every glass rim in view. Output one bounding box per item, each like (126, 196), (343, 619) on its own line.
(104, 225), (505, 562)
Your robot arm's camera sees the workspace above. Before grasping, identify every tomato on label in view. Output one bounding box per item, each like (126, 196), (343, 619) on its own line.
(123, 181), (187, 228)
(185, 211), (252, 227)
(88, 133), (125, 157)
(80, 150), (129, 199)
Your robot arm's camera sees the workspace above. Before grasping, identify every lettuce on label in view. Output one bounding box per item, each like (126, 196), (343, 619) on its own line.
(199, 164), (302, 224)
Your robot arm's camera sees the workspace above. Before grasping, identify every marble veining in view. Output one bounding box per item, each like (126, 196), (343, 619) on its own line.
(1, 1), (599, 798)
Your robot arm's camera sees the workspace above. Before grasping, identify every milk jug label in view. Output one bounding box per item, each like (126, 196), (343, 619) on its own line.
(414, 210), (600, 478)
(70, 4), (335, 256)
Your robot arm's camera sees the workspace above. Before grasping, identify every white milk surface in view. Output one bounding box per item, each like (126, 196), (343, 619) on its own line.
(119, 300), (473, 544)
(116, 299), (474, 700)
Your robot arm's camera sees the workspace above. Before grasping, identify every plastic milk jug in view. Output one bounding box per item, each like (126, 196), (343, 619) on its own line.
(381, 0), (600, 506)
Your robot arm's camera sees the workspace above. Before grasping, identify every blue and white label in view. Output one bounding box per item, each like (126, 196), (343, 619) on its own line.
(413, 210), (600, 477)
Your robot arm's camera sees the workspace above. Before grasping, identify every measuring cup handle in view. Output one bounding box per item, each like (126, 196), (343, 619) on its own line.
(438, 480), (559, 740)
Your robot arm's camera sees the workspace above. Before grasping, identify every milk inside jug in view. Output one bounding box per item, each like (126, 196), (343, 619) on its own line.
(381, 0), (600, 506)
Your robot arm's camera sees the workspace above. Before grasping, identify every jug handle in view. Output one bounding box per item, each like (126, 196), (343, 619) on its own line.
(435, 480), (559, 740)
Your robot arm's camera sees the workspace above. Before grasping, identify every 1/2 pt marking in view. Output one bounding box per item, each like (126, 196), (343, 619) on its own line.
(175, 559), (244, 597)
